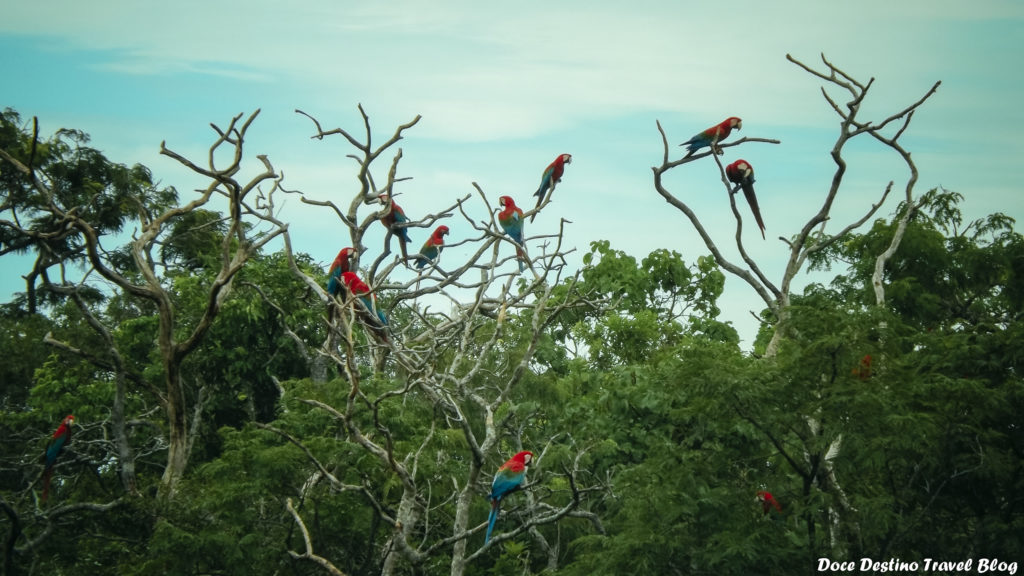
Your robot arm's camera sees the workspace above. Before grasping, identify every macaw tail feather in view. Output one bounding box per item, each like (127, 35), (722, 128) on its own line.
(741, 185), (766, 240)
(485, 501), (500, 544)
(42, 467), (52, 502)
(517, 248), (526, 272)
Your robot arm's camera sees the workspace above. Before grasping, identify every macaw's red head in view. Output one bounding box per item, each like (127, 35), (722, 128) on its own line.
(341, 271), (368, 295)
(498, 196), (516, 210)
(723, 117), (742, 131)
(557, 153), (572, 165)
(54, 415), (75, 437)
(513, 451), (533, 466)
(756, 490), (781, 513)
(337, 247), (357, 263)
(378, 194), (390, 205)
(726, 159), (753, 183)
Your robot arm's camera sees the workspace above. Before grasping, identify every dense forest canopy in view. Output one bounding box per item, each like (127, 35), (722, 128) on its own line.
(1, 56), (1021, 576)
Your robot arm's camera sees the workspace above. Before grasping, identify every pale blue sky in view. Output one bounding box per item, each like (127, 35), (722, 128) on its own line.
(2, 1), (1022, 347)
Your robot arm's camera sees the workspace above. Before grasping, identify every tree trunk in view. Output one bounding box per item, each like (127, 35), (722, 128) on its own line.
(380, 488), (421, 576)
(449, 462), (482, 576)
(111, 370), (138, 495)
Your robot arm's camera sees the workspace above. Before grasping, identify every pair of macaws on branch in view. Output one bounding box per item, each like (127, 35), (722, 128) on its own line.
(379, 194), (452, 270)
(326, 247), (389, 340)
(681, 116), (767, 240)
(496, 153), (573, 272)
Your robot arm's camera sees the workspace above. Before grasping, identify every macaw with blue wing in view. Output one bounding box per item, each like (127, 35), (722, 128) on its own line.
(680, 117), (742, 157)
(42, 414), (74, 501)
(415, 225), (450, 270)
(485, 450), (533, 544)
(379, 194), (411, 260)
(497, 196), (526, 272)
(531, 153), (572, 222)
(327, 247), (357, 296)
(341, 271), (389, 341)
(725, 159), (766, 239)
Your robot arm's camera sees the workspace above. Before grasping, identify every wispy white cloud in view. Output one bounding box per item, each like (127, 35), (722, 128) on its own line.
(11, 1), (1020, 142)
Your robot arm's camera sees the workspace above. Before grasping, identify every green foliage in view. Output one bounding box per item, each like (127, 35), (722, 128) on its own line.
(567, 241), (736, 368)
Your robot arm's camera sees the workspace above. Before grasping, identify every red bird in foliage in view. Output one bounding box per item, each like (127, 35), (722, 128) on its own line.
(485, 450), (533, 544)
(42, 414), (74, 501)
(852, 354), (872, 380)
(756, 490), (782, 516)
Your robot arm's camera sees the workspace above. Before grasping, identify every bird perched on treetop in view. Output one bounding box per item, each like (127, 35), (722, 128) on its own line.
(379, 194), (411, 260)
(42, 414), (74, 502)
(415, 225), (450, 270)
(497, 196), (527, 272)
(680, 117), (742, 156)
(485, 450), (533, 544)
(531, 153), (572, 222)
(725, 159), (766, 240)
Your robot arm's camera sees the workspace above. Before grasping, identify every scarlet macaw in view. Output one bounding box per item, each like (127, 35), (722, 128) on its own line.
(415, 225), (450, 270)
(531, 153), (572, 222)
(756, 490), (782, 516)
(485, 450), (533, 544)
(680, 117), (742, 156)
(725, 159), (766, 239)
(340, 271), (389, 339)
(42, 414), (74, 501)
(852, 354), (872, 380)
(327, 247), (357, 296)
(497, 196), (526, 272)
(379, 194), (411, 260)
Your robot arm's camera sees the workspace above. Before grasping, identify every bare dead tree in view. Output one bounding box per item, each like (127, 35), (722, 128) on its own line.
(654, 53), (940, 358)
(248, 107), (610, 575)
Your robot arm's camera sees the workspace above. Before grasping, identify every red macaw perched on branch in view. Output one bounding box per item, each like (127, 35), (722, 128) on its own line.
(327, 247), (357, 297)
(725, 159), (766, 240)
(852, 354), (872, 380)
(42, 414), (74, 501)
(379, 194), (411, 260)
(531, 153), (572, 222)
(680, 117), (742, 157)
(485, 450), (533, 544)
(340, 271), (389, 341)
(497, 196), (526, 272)
(414, 225), (449, 270)
(756, 490), (782, 516)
